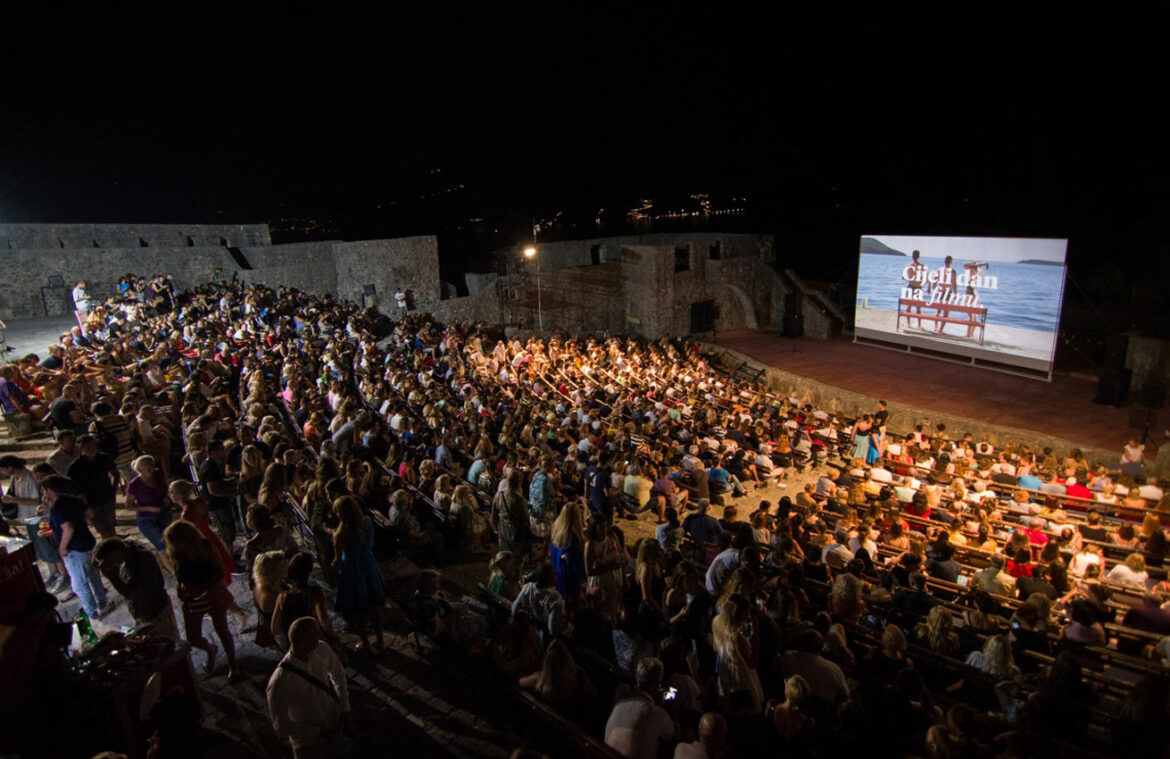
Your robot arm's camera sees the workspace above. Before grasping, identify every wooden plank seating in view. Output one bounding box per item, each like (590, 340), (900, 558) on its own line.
(896, 297), (988, 343)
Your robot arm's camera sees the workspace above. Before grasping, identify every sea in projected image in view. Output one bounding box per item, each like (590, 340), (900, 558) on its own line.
(855, 254), (1065, 333)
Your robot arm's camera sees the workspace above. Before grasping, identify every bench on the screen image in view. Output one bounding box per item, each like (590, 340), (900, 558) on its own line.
(896, 298), (988, 344)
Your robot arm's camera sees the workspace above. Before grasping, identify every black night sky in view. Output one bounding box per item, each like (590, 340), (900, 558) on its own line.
(2, 8), (1167, 353)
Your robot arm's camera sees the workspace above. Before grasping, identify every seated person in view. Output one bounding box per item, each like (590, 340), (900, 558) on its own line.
(414, 569), (488, 652)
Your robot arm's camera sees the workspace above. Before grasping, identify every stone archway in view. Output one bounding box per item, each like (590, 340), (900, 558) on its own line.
(711, 282), (758, 330)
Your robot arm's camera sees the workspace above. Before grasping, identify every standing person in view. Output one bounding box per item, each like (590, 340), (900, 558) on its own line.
(585, 514), (626, 623)
(332, 495), (386, 654)
(71, 281), (92, 329)
(45, 429), (80, 476)
(903, 250), (928, 329)
(874, 400), (890, 439)
(125, 455), (174, 571)
(866, 424), (883, 466)
(394, 289), (408, 315)
(271, 552), (336, 650)
(42, 476), (113, 619)
(267, 617), (354, 759)
(850, 416), (873, 461)
(549, 499), (587, 603)
(1, 455), (67, 592)
(67, 434), (121, 539)
(712, 594), (763, 717)
(93, 537), (180, 638)
(163, 520), (239, 680)
(89, 400), (137, 481)
(196, 439), (238, 551)
(170, 480), (236, 583)
(493, 471), (532, 559)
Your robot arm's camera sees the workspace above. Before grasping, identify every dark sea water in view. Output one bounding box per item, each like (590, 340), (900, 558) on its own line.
(855, 254), (1066, 332)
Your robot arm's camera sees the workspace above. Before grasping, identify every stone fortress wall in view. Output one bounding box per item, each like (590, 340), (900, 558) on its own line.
(0, 224), (441, 321)
(1, 225), (839, 346)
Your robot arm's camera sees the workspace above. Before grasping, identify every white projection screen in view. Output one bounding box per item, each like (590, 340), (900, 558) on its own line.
(853, 235), (1068, 378)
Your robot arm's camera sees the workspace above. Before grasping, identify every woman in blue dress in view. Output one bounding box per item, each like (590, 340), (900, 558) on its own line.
(549, 499), (587, 602)
(866, 425), (883, 466)
(333, 495), (386, 653)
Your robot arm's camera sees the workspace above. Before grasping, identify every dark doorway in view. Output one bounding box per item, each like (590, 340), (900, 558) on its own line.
(690, 300), (717, 333)
(590, 244), (601, 265)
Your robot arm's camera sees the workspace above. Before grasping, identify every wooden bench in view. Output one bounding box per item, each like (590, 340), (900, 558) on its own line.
(897, 298), (987, 343)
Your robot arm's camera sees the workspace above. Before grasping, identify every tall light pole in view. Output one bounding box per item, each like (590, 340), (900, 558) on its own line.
(523, 244), (542, 332)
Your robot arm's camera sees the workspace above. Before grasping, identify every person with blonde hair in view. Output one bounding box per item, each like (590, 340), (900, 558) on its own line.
(125, 454), (174, 563)
(915, 605), (959, 655)
(764, 675), (815, 749)
(550, 499), (586, 601)
(1106, 552), (1149, 588)
(133, 404), (173, 477)
(965, 634), (1019, 681)
(433, 473), (454, 514)
(164, 520), (238, 679)
(252, 550), (285, 648)
(829, 573), (866, 624)
(449, 483), (480, 556)
(711, 594), (763, 716)
(518, 638), (590, 706)
(237, 444), (266, 509)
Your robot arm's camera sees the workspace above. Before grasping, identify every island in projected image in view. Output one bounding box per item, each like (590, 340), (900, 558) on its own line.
(854, 235), (1068, 374)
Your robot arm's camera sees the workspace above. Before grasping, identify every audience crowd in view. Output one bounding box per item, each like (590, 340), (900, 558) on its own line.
(2, 271), (1169, 758)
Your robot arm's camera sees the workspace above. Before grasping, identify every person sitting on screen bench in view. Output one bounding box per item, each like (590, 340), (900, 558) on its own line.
(961, 261), (988, 337)
(934, 255), (956, 333)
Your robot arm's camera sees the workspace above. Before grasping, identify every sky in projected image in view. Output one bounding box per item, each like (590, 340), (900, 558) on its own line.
(865, 235), (1067, 264)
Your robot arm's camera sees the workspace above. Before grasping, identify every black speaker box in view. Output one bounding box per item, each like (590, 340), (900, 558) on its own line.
(782, 313), (804, 338)
(1094, 367), (1131, 406)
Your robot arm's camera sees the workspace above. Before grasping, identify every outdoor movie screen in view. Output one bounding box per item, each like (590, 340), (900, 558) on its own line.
(853, 235), (1068, 373)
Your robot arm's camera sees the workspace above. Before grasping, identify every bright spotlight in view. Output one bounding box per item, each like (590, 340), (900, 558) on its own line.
(523, 246), (537, 258)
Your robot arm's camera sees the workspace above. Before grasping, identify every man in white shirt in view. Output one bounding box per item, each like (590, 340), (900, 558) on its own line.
(822, 530), (855, 569)
(267, 618), (353, 759)
(71, 281), (92, 314)
(704, 535), (742, 597)
(605, 657), (677, 759)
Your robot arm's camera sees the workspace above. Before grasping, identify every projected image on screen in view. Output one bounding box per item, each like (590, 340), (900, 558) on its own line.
(854, 235), (1068, 374)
